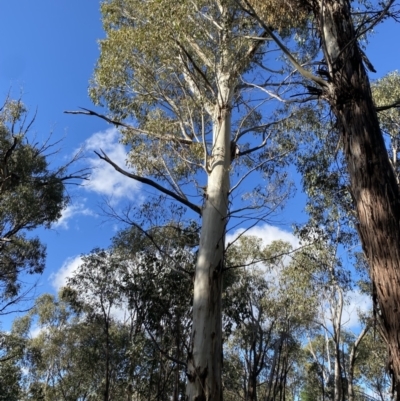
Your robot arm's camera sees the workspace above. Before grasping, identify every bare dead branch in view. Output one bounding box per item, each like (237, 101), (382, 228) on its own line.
(237, 116), (290, 141)
(65, 107), (194, 145)
(95, 150), (202, 215)
(238, 0), (328, 88)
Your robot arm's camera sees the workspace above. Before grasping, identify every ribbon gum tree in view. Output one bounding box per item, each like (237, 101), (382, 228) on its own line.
(68, 1), (304, 399)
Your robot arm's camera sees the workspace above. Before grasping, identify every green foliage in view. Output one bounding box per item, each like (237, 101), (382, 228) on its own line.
(3, 227), (389, 400)
(0, 329), (24, 401)
(373, 71), (400, 138)
(89, 0), (297, 213)
(356, 330), (390, 397)
(0, 360), (21, 401)
(299, 360), (330, 401)
(372, 71), (400, 183)
(223, 238), (321, 401)
(12, 292), (130, 401)
(0, 96), (87, 397)
(294, 103), (358, 251)
(10, 220), (198, 401)
(0, 97), (77, 313)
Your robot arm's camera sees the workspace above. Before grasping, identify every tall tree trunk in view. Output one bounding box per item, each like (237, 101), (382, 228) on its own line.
(333, 342), (342, 401)
(104, 317), (111, 401)
(185, 77), (233, 401)
(348, 325), (369, 401)
(248, 370), (258, 401)
(266, 332), (283, 401)
(248, 343), (258, 401)
(311, 0), (400, 395)
(174, 316), (182, 401)
(332, 286), (344, 401)
(247, 322), (262, 401)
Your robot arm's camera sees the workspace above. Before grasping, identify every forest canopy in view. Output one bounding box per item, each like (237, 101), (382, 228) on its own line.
(1, 0), (400, 400)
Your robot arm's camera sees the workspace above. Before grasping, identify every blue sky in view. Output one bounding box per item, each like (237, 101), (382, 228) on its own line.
(0, 1), (399, 327)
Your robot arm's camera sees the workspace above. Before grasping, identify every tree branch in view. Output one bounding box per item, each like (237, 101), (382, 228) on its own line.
(376, 99), (400, 112)
(354, 0), (396, 42)
(64, 108), (194, 145)
(175, 39), (216, 97)
(233, 30), (270, 76)
(237, 116), (292, 141)
(145, 327), (188, 368)
(95, 150), (202, 215)
(238, 0), (328, 88)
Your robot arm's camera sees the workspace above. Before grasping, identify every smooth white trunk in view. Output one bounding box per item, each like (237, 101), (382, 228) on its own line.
(186, 78), (233, 401)
(333, 286), (344, 401)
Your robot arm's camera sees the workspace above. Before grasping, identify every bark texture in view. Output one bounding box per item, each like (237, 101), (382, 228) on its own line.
(186, 81), (233, 401)
(310, 0), (400, 394)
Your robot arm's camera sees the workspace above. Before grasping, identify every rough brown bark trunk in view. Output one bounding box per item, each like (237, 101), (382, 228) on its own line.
(311, 0), (400, 393)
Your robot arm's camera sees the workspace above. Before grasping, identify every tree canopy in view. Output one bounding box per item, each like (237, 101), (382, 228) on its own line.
(0, 97), (86, 316)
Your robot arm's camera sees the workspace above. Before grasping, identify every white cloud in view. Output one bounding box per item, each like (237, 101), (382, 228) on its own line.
(342, 289), (372, 329)
(50, 255), (83, 290)
(30, 325), (45, 339)
(110, 304), (131, 323)
(226, 224), (299, 249)
(50, 254), (130, 323)
(52, 201), (95, 229)
(83, 127), (141, 201)
(318, 289), (372, 333)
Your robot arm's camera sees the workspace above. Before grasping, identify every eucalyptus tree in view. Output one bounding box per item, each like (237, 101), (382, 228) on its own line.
(66, 1), (305, 399)
(243, 0), (400, 391)
(10, 211), (199, 401)
(312, 238), (351, 401)
(300, 335), (333, 401)
(347, 324), (372, 401)
(111, 222), (197, 401)
(291, 94), (391, 400)
(13, 292), (130, 401)
(0, 96), (86, 317)
(293, 213), (373, 401)
(0, 360), (20, 401)
(372, 71), (400, 185)
(223, 237), (320, 401)
(356, 329), (391, 401)
(0, 330), (23, 401)
(64, 251), (124, 401)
